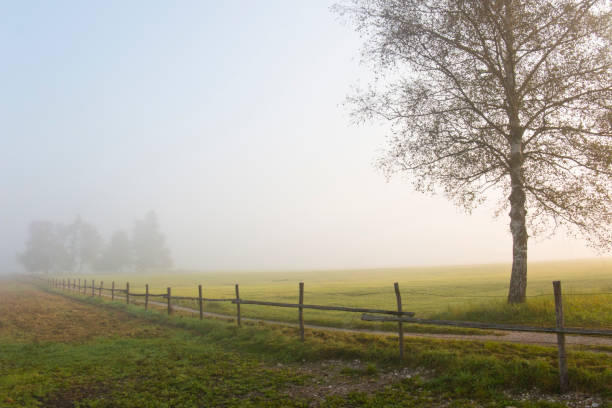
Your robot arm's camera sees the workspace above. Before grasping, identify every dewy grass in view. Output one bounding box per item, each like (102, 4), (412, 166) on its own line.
(432, 294), (612, 328)
(73, 258), (612, 332)
(3, 281), (611, 407)
(52, 284), (612, 397)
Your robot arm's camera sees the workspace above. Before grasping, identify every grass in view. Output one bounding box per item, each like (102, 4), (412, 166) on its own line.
(69, 258), (612, 333)
(1, 280), (611, 407)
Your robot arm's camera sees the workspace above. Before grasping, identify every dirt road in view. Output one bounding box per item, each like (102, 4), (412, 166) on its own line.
(89, 292), (612, 350)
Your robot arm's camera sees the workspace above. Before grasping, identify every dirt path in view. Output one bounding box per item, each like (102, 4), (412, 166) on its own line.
(79, 291), (612, 350)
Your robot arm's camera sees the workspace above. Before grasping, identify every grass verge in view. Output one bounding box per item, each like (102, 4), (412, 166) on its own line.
(1, 280), (610, 407)
(52, 285), (612, 397)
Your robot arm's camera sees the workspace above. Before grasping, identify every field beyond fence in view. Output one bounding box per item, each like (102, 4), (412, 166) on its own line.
(44, 260), (612, 394)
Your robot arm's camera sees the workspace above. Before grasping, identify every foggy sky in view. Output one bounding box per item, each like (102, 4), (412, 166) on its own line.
(0, 1), (602, 273)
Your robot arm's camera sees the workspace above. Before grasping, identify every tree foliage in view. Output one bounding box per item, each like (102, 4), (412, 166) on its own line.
(336, 0), (611, 301)
(97, 230), (132, 272)
(60, 217), (104, 273)
(18, 221), (69, 274)
(19, 212), (173, 274)
(132, 211), (172, 272)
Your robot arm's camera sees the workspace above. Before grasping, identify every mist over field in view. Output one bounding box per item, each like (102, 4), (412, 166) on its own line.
(0, 0), (605, 275)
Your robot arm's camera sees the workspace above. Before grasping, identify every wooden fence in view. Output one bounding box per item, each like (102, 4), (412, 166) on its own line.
(46, 277), (612, 393)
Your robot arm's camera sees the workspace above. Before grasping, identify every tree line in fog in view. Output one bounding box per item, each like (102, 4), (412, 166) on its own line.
(18, 211), (172, 275)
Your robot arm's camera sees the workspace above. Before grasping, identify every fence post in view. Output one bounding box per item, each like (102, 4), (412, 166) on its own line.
(111, 281), (115, 301)
(78, 278), (81, 293)
(167, 287), (172, 315)
(84, 279), (87, 295)
(91, 280), (95, 297)
(553, 281), (569, 393)
(299, 282), (305, 341)
(126, 282), (130, 305)
(235, 284), (241, 327)
(394, 282), (404, 362)
(99, 281), (103, 297)
(198, 284), (203, 320)
(145, 284), (149, 311)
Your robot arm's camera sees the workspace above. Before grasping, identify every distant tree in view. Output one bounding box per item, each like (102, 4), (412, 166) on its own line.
(132, 211), (172, 272)
(60, 217), (104, 273)
(18, 221), (68, 274)
(97, 230), (132, 272)
(336, 0), (612, 302)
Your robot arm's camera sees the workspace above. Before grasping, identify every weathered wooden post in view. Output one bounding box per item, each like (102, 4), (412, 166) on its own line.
(235, 284), (241, 327)
(84, 279), (87, 295)
(198, 284), (203, 320)
(126, 282), (130, 305)
(553, 281), (569, 393)
(111, 281), (115, 300)
(91, 280), (95, 297)
(99, 281), (103, 297)
(78, 278), (81, 293)
(167, 287), (172, 315)
(145, 284), (149, 311)
(299, 282), (305, 341)
(394, 282), (404, 362)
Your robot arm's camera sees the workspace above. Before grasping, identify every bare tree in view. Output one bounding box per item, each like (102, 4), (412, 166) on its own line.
(336, 0), (611, 302)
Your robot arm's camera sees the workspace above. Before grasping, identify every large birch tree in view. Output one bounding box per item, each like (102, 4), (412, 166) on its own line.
(336, 0), (612, 302)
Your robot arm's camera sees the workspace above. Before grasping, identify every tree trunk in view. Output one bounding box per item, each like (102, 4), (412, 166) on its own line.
(502, 1), (527, 304)
(507, 138), (528, 303)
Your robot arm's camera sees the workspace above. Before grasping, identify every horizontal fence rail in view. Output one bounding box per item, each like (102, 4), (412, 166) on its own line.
(233, 299), (415, 316)
(44, 276), (611, 394)
(360, 315), (612, 336)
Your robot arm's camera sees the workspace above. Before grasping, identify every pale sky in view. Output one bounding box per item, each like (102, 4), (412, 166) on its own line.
(0, 0), (602, 273)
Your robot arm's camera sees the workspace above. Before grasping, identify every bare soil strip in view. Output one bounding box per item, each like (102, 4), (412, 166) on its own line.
(0, 282), (166, 343)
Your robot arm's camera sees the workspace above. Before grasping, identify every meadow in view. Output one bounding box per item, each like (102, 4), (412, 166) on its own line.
(2, 279), (611, 407)
(81, 258), (612, 332)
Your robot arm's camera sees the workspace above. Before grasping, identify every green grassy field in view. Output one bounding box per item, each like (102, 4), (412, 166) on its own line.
(76, 258), (612, 332)
(2, 280), (611, 407)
